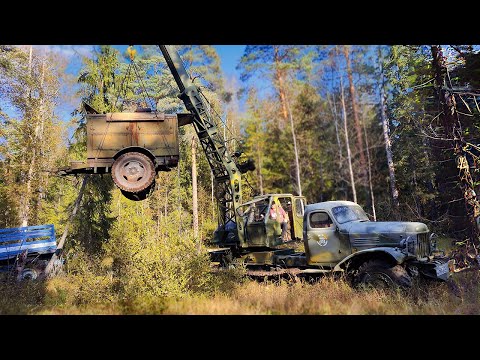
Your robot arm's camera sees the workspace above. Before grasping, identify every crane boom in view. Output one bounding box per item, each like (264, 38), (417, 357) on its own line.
(158, 45), (245, 245)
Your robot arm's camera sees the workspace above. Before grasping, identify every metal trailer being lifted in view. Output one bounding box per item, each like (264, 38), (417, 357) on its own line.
(58, 108), (193, 200)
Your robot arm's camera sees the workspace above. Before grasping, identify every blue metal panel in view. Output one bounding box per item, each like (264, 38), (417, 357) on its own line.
(0, 224), (57, 261)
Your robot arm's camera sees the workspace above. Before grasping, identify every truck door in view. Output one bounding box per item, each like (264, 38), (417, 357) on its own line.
(243, 199), (270, 246)
(292, 197), (306, 240)
(306, 211), (349, 265)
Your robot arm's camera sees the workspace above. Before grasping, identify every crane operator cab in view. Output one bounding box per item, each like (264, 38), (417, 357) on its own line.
(213, 194), (306, 249)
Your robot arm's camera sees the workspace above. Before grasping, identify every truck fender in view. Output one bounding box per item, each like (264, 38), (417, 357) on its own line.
(333, 247), (407, 272)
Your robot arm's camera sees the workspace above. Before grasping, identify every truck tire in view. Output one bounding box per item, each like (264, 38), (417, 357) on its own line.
(354, 259), (412, 289)
(112, 152), (156, 194)
(20, 268), (39, 280)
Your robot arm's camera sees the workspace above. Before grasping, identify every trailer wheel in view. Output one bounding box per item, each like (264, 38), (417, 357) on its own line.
(120, 180), (155, 201)
(112, 152), (156, 194)
(354, 259), (412, 289)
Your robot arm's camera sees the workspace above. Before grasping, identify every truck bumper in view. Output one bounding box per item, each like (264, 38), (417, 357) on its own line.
(411, 257), (453, 281)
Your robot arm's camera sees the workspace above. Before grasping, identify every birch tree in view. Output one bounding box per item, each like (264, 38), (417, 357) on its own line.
(378, 46), (400, 211)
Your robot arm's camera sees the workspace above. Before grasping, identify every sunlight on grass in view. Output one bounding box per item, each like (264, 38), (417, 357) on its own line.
(1, 269), (479, 315)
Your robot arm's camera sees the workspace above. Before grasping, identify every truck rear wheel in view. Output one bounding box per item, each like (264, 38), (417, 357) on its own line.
(112, 152), (156, 194)
(354, 259), (412, 289)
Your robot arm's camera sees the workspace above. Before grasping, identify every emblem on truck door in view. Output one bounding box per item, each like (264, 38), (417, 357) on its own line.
(316, 234), (328, 247)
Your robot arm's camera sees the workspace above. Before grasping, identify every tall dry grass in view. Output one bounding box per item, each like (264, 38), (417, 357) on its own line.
(3, 269), (474, 315)
(159, 271), (480, 315)
(1, 232), (479, 316)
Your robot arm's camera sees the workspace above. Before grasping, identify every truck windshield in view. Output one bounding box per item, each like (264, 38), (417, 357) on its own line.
(331, 205), (369, 224)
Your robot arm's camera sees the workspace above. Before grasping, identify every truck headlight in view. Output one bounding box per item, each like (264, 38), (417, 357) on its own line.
(402, 235), (416, 255)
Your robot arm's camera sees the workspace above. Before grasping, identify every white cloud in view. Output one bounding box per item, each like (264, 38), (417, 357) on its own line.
(35, 45), (93, 59)
(30, 45), (95, 59)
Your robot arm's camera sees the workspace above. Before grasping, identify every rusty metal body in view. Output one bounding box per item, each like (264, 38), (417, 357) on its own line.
(58, 112), (192, 176)
(87, 111), (179, 170)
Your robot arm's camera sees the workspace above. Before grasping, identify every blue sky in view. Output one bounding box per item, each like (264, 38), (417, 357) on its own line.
(214, 45), (245, 78)
(60, 45), (247, 122)
(1, 45), (248, 126)
(63, 45), (245, 81)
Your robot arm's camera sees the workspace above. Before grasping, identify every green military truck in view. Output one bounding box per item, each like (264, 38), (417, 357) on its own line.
(300, 200), (451, 287)
(211, 197), (451, 288)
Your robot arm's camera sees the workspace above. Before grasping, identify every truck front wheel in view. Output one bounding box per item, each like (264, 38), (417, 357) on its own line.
(354, 259), (412, 289)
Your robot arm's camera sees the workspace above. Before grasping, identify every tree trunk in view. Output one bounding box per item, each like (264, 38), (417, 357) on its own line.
(340, 72), (357, 203)
(379, 47), (400, 211)
(192, 136), (199, 243)
(25, 45), (32, 99)
(328, 92), (344, 163)
(211, 171), (215, 222)
(43, 175), (89, 278)
(327, 92), (345, 198)
(19, 46), (34, 226)
(274, 46), (289, 129)
(431, 45), (480, 264)
(285, 94), (302, 196)
(362, 111), (376, 220)
(21, 154), (35, 227)
(257, 152), (264, 195)
(35, 56), (46, 219)
(21, 47), (45, 227)
(343, 46), (367, 185)
(22, 52), (47, 227)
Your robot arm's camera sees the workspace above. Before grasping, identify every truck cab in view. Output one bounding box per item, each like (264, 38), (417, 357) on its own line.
(303, 201), (451, 286)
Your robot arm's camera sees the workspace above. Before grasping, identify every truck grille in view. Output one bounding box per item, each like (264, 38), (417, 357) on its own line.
(416, 233), (431, 258)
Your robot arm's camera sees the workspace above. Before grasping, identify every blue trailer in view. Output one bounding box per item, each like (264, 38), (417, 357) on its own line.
(0, 224), (57, 280)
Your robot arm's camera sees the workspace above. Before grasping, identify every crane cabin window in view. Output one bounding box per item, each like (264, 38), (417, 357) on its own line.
(239, 198), (269, 224)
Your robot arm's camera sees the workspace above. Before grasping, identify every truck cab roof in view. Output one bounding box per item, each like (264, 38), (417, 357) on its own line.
(253, 193), (298, 200)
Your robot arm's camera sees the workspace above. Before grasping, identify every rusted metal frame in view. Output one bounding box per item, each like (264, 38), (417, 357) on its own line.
(197, 130), (236, 225)
(185, 82), (234, 179)
(198, 134), (229, 177)
(215, 181), (235, 225)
